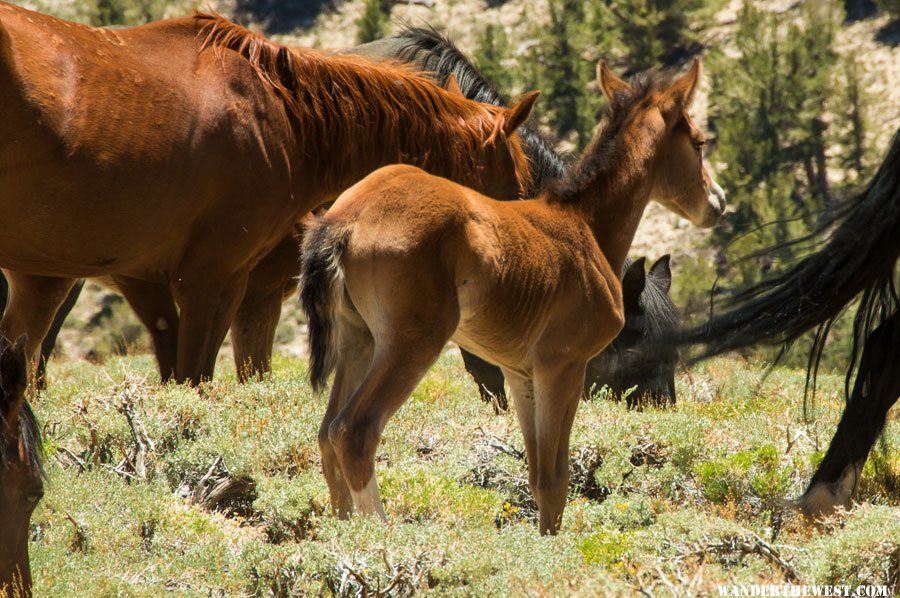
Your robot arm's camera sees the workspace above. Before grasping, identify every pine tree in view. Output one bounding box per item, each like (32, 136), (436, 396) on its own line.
(473, 25), (514, 93)
(356, 0), (389, 45)
(708, 0), (854, 283)
(605, 0), (713, 69)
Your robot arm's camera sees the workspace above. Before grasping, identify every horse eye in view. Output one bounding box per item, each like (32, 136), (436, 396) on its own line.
(693, 140), (705, 151)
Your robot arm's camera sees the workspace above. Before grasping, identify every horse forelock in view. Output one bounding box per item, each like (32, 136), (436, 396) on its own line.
(194, 13), (530, 194)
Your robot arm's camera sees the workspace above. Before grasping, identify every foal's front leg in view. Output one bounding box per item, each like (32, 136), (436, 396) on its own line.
(524, 361), (586, 535)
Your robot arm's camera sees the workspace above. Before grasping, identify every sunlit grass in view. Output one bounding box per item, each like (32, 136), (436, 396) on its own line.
(27, 352), (899, 596)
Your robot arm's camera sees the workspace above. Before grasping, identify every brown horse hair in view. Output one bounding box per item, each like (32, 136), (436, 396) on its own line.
(195, 13), (532, 195)
(0, 402), (42, 478)
(0, 338), (42, 477)
(548, 70), (676, 205)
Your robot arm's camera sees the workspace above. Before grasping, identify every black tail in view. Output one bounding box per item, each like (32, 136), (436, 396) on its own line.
(357, 25), (569, 195)
(678, 128), (900, 388)
(299, 218), (350, 393)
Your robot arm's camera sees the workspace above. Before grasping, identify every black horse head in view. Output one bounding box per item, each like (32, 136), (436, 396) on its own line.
(585, 256), (680, 408)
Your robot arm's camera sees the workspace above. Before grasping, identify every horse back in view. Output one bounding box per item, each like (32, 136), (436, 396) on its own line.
(0, 4), (296, 276)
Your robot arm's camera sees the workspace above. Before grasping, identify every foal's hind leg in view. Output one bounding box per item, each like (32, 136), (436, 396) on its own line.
(319, 313), (375, 518)
(0, 271), (77, 368)
(797, 312), (900, 519)
(114, 277), (180, 382)
(330, 333), (451, 519)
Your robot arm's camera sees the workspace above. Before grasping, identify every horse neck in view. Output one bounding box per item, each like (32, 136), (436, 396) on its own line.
(287, 58), (503, 204)
(558, 122), (663, 275)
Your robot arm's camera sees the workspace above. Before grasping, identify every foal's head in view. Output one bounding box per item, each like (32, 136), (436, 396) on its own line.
(598, 59), (725, 227)
(0, 336), (42, 596)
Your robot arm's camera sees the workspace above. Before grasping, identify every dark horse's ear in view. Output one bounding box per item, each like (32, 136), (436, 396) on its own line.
(1, 335), (28, 440)
(502, 91), (540, 136)
(621, 257), (647, 312)
(648, 255), (672, 294)
(597, 60), (632, 113)
(443, 73), (464, 97)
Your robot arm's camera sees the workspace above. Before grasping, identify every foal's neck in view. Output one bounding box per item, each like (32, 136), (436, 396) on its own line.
(557, 120), (663, 275)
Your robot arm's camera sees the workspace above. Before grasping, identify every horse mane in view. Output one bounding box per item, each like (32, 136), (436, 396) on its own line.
(547, 70), (676, 205)
(193, 13), (531, 194)
(389, 25), (569, 195)
(676, 128), (900, 396)
(0, 402), (43, 477)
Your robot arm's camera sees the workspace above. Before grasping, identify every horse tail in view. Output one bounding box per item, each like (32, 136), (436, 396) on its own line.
(299, 217), (351, 393)
(678, 127), (900, 387)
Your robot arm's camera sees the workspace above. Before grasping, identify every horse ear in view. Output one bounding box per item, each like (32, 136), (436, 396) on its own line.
(597, 60), (632, 111)
(502, 90), (540, 136)
(1, 335), (28, 440)
(666, 58), (701, 109)
(621, 257), (647, 311)
(648, 255), (672, 294)
(443, 73), (464, 97)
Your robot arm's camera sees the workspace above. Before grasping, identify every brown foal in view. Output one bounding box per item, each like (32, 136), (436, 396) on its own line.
(301, 60), (726, 534)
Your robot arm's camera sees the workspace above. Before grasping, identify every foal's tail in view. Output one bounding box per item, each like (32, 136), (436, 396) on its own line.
(299, 218), (351, 393)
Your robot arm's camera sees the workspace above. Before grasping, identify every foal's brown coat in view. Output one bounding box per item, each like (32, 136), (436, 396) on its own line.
(0, 4), (533, 383)
(302, 61), (725, 534)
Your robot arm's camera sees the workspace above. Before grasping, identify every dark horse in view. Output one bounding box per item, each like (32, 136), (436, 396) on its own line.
(0, 335), (43, 597)
(677, 128), (900, 518)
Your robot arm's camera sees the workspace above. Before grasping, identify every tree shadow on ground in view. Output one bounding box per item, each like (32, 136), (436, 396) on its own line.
(231, 0), (337, 34)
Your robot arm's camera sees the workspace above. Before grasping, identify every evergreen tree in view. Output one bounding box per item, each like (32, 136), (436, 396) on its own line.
(708, 0), (852, 283)
(604, 0), (715, 70)
(356, 0), (389, 45)
(473, 24), (514, 93)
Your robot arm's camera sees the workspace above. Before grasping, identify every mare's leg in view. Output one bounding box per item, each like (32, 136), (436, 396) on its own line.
(36, 279), (85, 387)
(0, 271), (77, 366)
(527, 360), (586, 534)
(172, 271), (250, 385)
(319, 310), (375, 518)
(461, 348), (508, 413)
(796, 312), (900, 518)
(113, 277), (180, 382)
(231, 235), (300, 381)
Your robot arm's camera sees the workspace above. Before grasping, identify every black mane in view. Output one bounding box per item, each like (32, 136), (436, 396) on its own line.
(387, 26), (569, 196)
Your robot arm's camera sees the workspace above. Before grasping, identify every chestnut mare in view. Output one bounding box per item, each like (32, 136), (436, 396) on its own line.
(0, 335), (43, 597)
(0, 4), (534, 384)
(301, 60), (726, 534)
